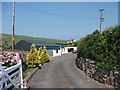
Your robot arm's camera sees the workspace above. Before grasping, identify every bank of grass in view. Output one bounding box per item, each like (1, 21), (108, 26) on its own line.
(2, 33), (67, 48)
(23, 68), (36, 78)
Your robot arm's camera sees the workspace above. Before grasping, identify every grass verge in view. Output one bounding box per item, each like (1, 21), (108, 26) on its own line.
(23, 68), (36, 79)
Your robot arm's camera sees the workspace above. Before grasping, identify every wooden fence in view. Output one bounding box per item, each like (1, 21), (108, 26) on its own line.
(0, 59), (24, 89)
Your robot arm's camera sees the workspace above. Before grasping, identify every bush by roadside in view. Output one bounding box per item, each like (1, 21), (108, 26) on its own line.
(77, 25), (120, 88)
(77, 26), (120, 70)
(1, 43), (51, 87)
(1, 51), (25, 68)
(25, 44), (50, 68)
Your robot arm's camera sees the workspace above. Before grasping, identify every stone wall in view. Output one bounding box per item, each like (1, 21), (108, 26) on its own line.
(75, 58), (120, 88)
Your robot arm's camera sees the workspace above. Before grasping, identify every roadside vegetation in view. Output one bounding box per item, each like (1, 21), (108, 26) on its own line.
(1, 34), (50, 80)
(1, 44), (50, 80)
(65, 42), (78, 47)
(26, 44), (50, 68)
(77, 25), (120, 70)
(0, 36), (8, 50)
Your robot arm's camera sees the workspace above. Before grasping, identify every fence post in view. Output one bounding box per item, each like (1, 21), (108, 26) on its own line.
(19, 59), (23, 88)
(0, 64), (3, 89)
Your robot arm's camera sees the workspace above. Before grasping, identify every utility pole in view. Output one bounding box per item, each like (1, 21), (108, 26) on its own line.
(99, 9), (104, 34)
(118, 1), (120, 26)
(12, 2), (15, 50)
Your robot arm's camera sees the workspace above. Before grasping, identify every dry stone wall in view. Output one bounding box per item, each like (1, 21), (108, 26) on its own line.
(75, 58), (120, 88)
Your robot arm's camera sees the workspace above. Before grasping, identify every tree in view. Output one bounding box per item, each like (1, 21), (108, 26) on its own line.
(26, 43), (38, 68)
(26, 44), (50, 68)
(40, 46), (50, 64)
(37, 47), (43, 67)
(0, 36), (8, 50)
(92, 30), (100, 35)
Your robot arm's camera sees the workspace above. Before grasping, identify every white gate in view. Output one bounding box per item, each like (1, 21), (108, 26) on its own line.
(0, 59), (24, 89)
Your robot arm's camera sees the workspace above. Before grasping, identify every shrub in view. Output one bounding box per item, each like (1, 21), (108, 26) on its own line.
(66, 42), (78, 47)
(77, 26), (120, 70)
(40, 46), (50, 64)
(0, 36), (8, 50)
(26, 44), (50, 68)
(37, 47), (42, 67)
(1, 51), (24, 67)
(4, 49), (29, 56)
(26, 44), (38, 68)
(42, 46), (50, 63)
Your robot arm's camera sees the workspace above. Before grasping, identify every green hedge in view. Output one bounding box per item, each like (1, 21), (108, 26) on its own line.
(77, 26), (120, 70)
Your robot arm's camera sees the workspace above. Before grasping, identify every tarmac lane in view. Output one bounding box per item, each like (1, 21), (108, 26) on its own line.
(27, 53), (113, 88)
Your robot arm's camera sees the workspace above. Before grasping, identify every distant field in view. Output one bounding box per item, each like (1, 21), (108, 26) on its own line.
(1, 33), (67, 48)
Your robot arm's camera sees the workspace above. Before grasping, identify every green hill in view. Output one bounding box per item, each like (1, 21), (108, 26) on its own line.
(1, 33), (67, 48)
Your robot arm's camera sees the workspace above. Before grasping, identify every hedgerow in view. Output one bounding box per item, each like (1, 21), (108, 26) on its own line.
(77, 26), (120, 70)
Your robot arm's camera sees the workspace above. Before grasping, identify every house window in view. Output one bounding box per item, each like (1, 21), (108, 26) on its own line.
(56, 50), (58, 53)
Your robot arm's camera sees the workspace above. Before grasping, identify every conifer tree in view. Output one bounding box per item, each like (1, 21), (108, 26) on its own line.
(37, 47), (43, 67)
(26, 44), (50, 68)
(43, 46), (50, 63)
(26, 43), (38, 68)
(40, 51), (45, 65)
(40, 46), (50, 64)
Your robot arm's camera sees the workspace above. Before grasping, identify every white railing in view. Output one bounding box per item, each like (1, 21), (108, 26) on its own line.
(0, 59), (23, 89)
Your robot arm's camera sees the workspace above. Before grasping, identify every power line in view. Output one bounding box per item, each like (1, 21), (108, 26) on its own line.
(19, 4), (99, 20)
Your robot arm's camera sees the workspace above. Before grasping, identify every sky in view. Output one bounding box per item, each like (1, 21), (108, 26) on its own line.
(2, 2), (118, 40)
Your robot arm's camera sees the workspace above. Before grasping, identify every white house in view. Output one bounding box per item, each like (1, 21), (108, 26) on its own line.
(64, 47), (77, 53)
(67, 39), (77, 44)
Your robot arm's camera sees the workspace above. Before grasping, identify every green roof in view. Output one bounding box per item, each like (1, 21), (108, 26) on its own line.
(36, 45), (61, 50)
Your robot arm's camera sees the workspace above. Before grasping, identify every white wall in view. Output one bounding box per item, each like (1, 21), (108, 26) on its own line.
(70, 47), (77, 51)
(61, 47), (68, 54)
(61, 47), (77, 54)
(64, 47), (77, 52)
(53, 49), (61, 56)
(51, 47), (77, 56)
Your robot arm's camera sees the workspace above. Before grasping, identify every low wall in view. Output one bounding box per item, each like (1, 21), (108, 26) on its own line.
(75, 58), (120, 88)
(53, 49), (61, 56)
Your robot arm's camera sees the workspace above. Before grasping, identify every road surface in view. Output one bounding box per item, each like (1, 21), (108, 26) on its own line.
(27, 53), (112, 88)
